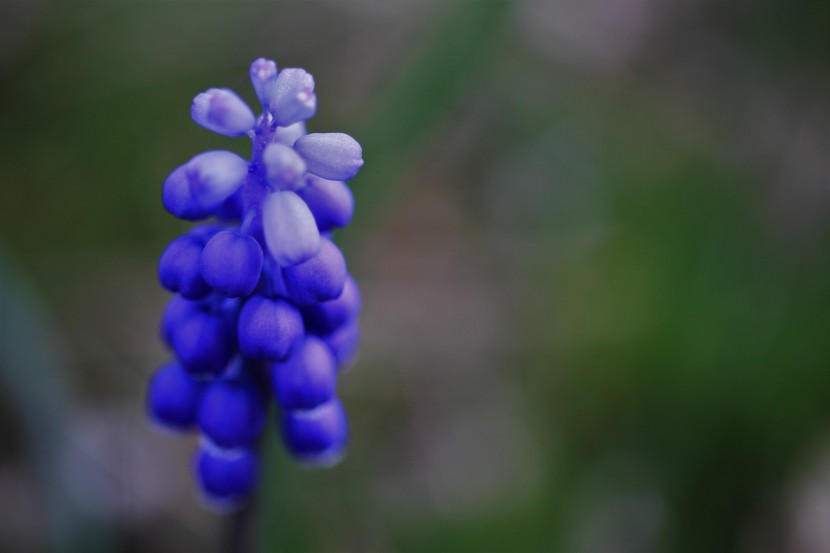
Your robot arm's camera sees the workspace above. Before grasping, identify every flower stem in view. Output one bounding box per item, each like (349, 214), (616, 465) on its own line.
(223, 501), (255, 553)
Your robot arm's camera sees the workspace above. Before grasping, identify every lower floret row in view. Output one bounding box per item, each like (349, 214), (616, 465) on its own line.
(194, 397), (348, 508)
(148, 358), (349, 508)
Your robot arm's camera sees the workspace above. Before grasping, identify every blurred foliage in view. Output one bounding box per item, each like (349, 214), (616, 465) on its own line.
(0, 245), (113, 552)
(2, 1), (830, 552)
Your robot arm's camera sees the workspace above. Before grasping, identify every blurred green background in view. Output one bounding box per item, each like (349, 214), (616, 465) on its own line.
(1, 1), (830, 552)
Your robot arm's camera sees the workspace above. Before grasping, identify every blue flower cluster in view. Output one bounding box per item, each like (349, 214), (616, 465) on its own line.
(146, 58), (363, 510)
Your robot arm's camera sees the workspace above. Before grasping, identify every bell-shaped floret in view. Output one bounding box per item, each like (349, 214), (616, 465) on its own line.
(216, 188), (244, 221)
(281, 237), (346, 306)
(158, 234), (211, 299)
(294, 133), (363, 181)
(186, 151), (249, 211)
(270, 337), (337, 411)
(186, 223), (225, 242)
(263, 143), (306, 190)
(324, 319), (360, 370)
(271, 68), (316, 126)
(199, 376), (266, 449)
(302, 275), (361, 336)
(172, 307), (236, 377)
(237, 295), (303, 361)
(201, 230), (263, 298)
(251, 258), (291, 299)
(147, 361), (204, 430)
(195, 442), (258, 509)
(191, 88), (256, 136)
(262, 190), (320, 267)
(281, 399), (348, 466)
(160, 295), (200, 348)
(162, 165), (213, 221)
(296, 175), (354, 232)
(274, 121), (306, 146)
(249, 58), (278, 110)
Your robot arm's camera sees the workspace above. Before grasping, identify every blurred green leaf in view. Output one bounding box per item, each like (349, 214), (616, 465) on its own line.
(0, 243), (113, 553)
(350, 1), (509, 224)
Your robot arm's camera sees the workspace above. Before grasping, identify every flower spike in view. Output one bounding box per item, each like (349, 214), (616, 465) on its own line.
(149, 57), (364, 510)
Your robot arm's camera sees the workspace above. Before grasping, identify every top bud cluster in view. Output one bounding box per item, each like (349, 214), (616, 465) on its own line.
(165, 58), (363, 263)
(148, 58), (364, 509)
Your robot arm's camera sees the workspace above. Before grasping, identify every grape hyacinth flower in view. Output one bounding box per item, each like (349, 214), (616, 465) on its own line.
(147, 57), (363, 510)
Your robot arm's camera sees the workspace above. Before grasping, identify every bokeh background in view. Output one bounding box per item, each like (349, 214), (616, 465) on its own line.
(1, 1), (829, 552)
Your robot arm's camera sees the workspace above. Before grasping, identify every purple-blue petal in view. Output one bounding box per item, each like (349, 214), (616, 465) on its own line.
(162, 165), (213, 220)
(158, 234), (212, 299)
(195, 442), (259, 508)
(201, 230), (264, 298)
(281, 237), (347, 306)
(270, 337), (337, 411)
(172, 307), (236, 377)
(199, 376), (266, 449)
(147, 361), (205, 431)
(280, 399), (348, 466)
(296, 175), (354, 231)
(237, 295), (304, 361)
(324, 319), (360, 370)
(302, 275), (361, 336)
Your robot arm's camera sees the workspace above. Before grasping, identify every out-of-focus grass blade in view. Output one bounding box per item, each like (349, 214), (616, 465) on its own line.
(260, 3), (510, 552)
(351, 1), (510, 222)
(0, 244), (113, 553)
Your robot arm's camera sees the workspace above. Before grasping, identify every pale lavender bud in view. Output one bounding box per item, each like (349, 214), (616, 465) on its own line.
(263, 190), (321, 266)
(271, 69), (317, 126)
(294, 133), (364, 181)
(250, 58), (278, 109)
(163, 165), (213, 220)
(186, 151), (249, 209)
(296, 175), (354, 231)
(191, 88), (256, 137)
(263, 143), (307, 190)
(274, 121), (307, 147)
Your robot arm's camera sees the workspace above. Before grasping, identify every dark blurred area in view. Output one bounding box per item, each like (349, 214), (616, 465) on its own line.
(1, 1), (829, 551)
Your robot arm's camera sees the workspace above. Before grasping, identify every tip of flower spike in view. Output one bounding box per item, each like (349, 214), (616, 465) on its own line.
(250, 58), (278, 109)
(191, 88), (256, 137)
